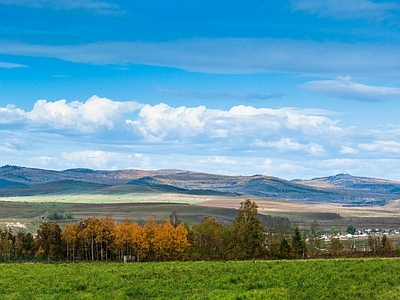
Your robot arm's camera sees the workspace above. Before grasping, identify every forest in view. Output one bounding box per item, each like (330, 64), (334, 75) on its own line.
(0, 199), (398, 262)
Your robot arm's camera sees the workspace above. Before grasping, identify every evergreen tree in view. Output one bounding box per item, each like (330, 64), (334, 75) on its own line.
(278, 238), (291, 259)
(291, 225), (306, 259)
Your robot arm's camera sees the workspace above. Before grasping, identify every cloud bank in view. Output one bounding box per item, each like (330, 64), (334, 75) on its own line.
(301, 76), (400, 102)
(2, 95), (400, 179)
(1, 39), (400, 78)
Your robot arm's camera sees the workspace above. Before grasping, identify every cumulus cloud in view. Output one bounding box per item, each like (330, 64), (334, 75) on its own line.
(9, 95), (142, 132)
(301, 76), (400, 102)
(4, 96), (400, 179)
(1, 39), (399, 77)
(2, 97), (339, 141)
(0, 61), (28, 68)
(126, 103), (339, 142)
(291, 0), (399, 20)
(0, 105), (26, 124)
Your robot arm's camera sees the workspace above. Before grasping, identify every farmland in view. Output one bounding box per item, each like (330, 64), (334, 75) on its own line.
(1, 259), (400, 299)
(1, 192), (400, 233)
(2, 166), (400, 233)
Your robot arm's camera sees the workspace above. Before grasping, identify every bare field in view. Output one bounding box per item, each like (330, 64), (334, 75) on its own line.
(1, 193), (400, 232)
(198, 197), (400, 230)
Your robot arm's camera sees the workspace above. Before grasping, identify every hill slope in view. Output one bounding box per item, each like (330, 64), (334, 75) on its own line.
(1, 165), (400, 205)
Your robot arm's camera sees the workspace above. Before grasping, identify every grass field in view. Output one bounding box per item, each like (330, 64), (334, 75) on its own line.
(0, 192), (207, 204)
(1, 259), (400, 299)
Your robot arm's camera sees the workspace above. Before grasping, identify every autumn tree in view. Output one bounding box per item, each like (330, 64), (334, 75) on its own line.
(142, 218), (191, 262)
(62, 223), (80, 261)
(96, 215), (116, 261)
(228, 199), (265, 260)
(80, 216), (100, 261)
(113, 221), (149, 262)
(159, 222), (190, 261)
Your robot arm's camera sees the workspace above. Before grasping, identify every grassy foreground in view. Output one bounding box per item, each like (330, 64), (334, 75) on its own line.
(1, 259), (400, 299)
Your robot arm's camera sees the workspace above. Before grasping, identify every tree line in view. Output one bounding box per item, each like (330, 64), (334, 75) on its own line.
(0, 199), (399, 262)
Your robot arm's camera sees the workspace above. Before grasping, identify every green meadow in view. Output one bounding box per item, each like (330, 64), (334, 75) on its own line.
(1, 259), (400, 299)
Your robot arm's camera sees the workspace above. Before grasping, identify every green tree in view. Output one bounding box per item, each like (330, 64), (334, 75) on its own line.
(190, 217), (229, 260)
(265, 217), (291, 259)
(228, 199), (265, 260)
(36, 221), (63, 259)
(278, 238), (291, 259)
(330, 226), (340, 236)
(291, 225), (306, 259)
(346, 224), (356, 235)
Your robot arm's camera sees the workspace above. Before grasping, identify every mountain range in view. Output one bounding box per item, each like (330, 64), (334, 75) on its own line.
(1, 165), (399, 206)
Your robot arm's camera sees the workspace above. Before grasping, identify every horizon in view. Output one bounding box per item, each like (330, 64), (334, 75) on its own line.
(2, 1), (400, 181)
(0, 164), (387, 182)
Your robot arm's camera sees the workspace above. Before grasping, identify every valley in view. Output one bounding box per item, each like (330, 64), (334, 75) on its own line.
(1, 165), (400, 233)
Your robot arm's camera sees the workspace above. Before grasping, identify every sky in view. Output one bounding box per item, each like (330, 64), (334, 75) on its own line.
(1, 0), (400, 180)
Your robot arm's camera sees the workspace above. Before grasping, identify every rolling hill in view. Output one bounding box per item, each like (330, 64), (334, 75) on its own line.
(1, 165), (400, 206)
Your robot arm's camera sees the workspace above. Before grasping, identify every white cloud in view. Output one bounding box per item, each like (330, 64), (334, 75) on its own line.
(0, 61), (28, 68)
(0, 105), (26, 124)
(199, 156), (237, 165)
(340, 146), (359, 154)
(264, 138), (325, 155)
(4, 96), (400, 180)
(291, 0), (399, 20)
(359, 141), (400, 153)
(126, 103), (339, 142)
(24, 95), (142, 132)
(1, 39), (400, 78)
(127, 103), (209, 141)
(62, 150), (151, 169)
(301, 76), (400, 102)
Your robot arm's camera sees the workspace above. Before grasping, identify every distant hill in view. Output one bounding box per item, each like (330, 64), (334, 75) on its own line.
(293, 174), (400, 194)
(0, 178), (26, 188)
(1, 165), (400, 206)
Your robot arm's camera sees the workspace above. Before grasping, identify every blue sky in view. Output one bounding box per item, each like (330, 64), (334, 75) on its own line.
(1, 0), (400, 180)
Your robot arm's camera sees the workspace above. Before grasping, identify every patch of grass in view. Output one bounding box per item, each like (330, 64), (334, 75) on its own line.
(1, 259), (400, 299)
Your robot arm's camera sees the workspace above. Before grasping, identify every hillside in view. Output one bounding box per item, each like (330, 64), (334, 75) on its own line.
(293, 173), (400, 194)
(1, 165), (400, 206)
